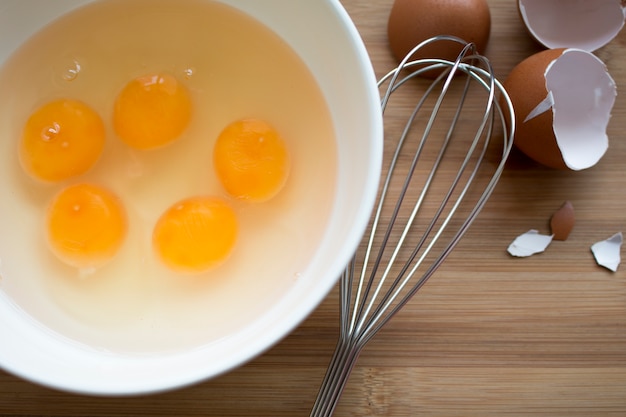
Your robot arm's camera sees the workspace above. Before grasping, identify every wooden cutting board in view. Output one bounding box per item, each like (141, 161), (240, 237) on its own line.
(1, 1), (625, 415)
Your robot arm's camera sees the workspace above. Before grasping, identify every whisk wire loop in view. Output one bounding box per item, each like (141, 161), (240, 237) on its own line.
(310, 35), (515, 417)
(353, 39), (485, 344)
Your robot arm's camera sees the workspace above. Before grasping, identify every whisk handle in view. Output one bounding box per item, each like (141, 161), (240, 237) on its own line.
(310, 338), (363, 417)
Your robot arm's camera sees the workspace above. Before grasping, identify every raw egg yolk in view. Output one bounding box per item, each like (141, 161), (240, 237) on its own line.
(46, 183), (127, 270)
(213, 118), (290, 202)
(153, 196), (238, 273)
(113, 73), (192, 150)
(19, 99), (105, 182)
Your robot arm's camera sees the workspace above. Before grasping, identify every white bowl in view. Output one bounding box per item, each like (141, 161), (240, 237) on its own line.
(0, 0), (382, 395)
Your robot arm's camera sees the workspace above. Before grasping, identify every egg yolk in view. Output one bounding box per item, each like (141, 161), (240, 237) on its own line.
(46, 183), (127, 270)
(19, 99), (106, 182)
(213, 118), (290, 202)
(153, 196), (238, 273)
(113, 73), (192, 150)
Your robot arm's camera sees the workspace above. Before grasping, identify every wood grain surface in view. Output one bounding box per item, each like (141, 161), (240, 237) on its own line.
(2, 0), (626, 416)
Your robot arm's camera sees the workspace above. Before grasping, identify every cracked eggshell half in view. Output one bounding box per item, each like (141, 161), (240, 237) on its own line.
(502, 48), (617, 170)
(518, 0), (625, 52)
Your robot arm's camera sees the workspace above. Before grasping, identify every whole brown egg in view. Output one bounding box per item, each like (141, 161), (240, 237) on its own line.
(387, 0), (491, 70)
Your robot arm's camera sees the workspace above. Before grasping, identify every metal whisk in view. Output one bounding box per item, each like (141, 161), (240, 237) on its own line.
(310, 36), (515, 416)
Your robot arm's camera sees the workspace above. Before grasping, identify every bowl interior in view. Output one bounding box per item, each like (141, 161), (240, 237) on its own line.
(0, 0), (382, 394)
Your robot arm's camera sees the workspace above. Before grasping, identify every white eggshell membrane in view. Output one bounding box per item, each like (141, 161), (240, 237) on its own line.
(591, 232), (622, 272)
(526, 49), (617, 170)
(507, 229), (554, 257)
(519, 0), (625, 51)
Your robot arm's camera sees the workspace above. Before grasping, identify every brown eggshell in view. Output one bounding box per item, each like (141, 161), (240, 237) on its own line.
(502, 48), (567, 169)
(550, 201), (575, 241)
(517, 0), (625, 52)
(387, 0), (491, 74)
(502, 47), (615, 171)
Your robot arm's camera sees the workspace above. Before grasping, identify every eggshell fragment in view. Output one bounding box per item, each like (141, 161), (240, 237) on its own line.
(507, 229), (554, 257)
(503, 48), (617, 170)
(550, 201), (575, 241)
(387, 0), (491, 72)
(591, 232), (622, 272)
(518, 0), (626, 52)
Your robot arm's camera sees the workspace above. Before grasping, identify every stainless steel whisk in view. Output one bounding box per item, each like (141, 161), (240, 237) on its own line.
(310, 36), (515, 416)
